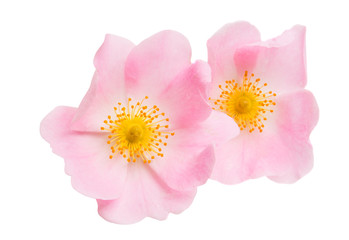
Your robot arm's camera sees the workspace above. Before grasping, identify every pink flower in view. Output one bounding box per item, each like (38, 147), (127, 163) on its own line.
(207, 22), (319, 184)
(40, 31), (238, 224)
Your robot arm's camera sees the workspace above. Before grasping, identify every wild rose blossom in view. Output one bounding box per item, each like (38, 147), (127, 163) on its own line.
(207, 22), (319, 184)
(40, 31), (238, 224)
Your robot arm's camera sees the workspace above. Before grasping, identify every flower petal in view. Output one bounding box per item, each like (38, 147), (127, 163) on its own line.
(157, 60), (212, 129)
(173, 110), (240, 147)
(149, 143), (215, 191)
(269, 89), (319, 182)
(125, 30), (191, 97)
(207, 21), (261, 98)
(40, 106), (128, 199)
(97, 164), (196, 224)
(199, 110), (240, 145)
(211, 90), (318, 184)
(234, 25), (307, 93)
(275, 89), (319, 141)
(94, 34), (135, 93)
(71, 35), (135, 132)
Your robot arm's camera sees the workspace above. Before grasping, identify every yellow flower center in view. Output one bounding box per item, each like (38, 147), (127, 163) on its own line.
(126, 124), (143, 143)
(100, 96), (174, 163)
(210, 71), (276, 133)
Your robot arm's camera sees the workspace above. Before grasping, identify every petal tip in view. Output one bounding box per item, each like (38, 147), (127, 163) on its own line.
(207, 21), (261, 47)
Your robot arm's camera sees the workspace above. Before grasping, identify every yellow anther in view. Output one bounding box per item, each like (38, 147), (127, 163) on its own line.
(209, 71), (276, 133)
(100, 96), (174, 163)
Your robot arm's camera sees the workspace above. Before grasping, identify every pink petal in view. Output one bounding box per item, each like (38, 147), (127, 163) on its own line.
(275, 89), (319, 141)
(125, 30), (191, 97)
(40, 106), (128, 199)
(199, 110), (240, 145)
(157, 60), (212, 129)
(207, 21), (261, 97)
(71, 35), (135, 132)
(173, 110), (240, 147)
(234, 25), (307, 93)
(211, 90), (318, 184)
(149, 143), (215, 191)
(269, 89), (319, 182)
(94, 34), (135, 93)
(97, 164), (196, 224)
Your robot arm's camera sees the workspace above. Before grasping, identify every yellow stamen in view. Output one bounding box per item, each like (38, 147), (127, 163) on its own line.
(101, 96), (174, 163)
(210, 71), (276, 133)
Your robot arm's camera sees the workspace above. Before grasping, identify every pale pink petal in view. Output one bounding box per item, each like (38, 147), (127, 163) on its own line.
(207, 21), (261, 98)
(198, 110), (240, 145)
(173, 110), (240, 147)
(97, 164), (196, 224)
(269, 89), (319, 182)
(275, 89), (319, 141)
(157, 60), (212, 129)
(234, 25), (307, 93)
(40, 106), (128, 199)
(94, 34), (135, 93)
(71, 35), (135, 132)
(211, 90), (318, 184)
(149, 143), (214, 191)
(125, 30), (191, 97)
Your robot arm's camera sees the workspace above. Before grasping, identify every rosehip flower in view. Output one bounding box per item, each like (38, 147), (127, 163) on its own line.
(40, 31), (238, 224)
(207, 22), (319, 184)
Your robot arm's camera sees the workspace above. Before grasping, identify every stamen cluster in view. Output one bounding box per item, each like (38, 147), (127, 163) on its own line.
(210, 71), (276, 133)
(101, 96), (174, 163)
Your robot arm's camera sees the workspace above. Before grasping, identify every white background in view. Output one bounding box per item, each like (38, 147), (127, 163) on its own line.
(1, 0), (348, 239)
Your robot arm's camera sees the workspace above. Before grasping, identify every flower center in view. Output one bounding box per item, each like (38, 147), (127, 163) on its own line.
(235, 95), (254, 114)
(126, 124), (143, 143)
(100, 96), (174, 163)
(210, 71), (276, 133)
